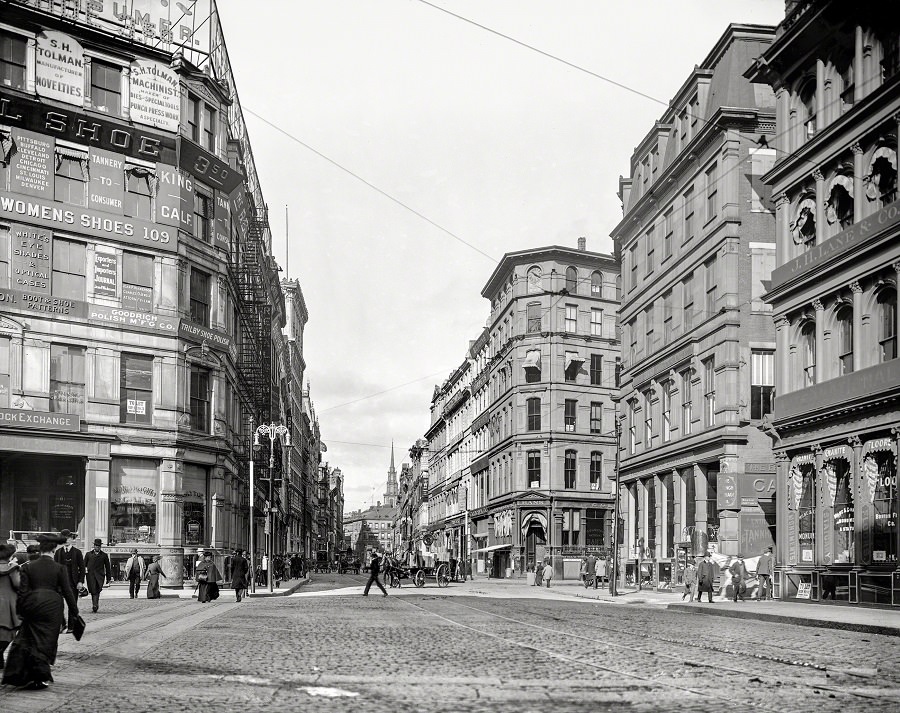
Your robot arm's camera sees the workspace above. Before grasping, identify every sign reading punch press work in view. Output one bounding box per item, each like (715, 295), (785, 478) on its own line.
(130, 60), (180, 132)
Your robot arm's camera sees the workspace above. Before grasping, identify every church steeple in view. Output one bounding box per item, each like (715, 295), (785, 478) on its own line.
(385, 441), (398, 508)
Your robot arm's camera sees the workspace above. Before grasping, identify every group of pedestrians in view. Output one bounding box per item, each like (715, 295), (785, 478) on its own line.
(531, 559), (553, 587)
(681, 547), (775, 603)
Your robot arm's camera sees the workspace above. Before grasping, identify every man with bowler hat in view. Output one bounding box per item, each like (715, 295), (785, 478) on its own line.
(54, 529), (84, 629)
(84, 539), (112, 613)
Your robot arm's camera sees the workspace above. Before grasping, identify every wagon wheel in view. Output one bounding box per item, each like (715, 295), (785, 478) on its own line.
(436, 564), (450, 588)
(413, 569), (426, 588)
(389, 571), (400, 588)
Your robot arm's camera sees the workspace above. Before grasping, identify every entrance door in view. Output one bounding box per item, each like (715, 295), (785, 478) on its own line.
(1, 455), (84, 540)
(526, 524), (546, 571)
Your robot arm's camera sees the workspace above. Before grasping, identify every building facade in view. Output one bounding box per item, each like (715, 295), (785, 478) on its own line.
(0, 1), (311, 585)
(747, 1), (900, 606)
(613, 24), (778, 591)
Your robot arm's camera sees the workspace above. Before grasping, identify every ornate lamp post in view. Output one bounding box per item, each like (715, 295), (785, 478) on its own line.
(253, 420), (290, 593)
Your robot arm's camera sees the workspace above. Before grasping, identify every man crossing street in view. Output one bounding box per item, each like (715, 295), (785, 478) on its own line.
(363, 549), (388, 597)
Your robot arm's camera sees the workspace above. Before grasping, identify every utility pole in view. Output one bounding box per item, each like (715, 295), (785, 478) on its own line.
(610, 416), (621, 596)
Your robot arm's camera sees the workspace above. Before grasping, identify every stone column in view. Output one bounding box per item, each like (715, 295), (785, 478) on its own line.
(86, 457), (111, 546)
(812, 299), (825, 383)
(552, 510), (563, 578)
(25, 38), (36, 93)
(775, 86), (789, 155)
(775, 193), (791, 264)
(210, 462), (227, 549)
(815, 59), (825, 133)
(694, 465), (708, 543)
(850, 281), (863, 371)
(852, 143), (864, 222)
(158, 458), (184, 588)
(849, 435), (865, 568)
(775, 316), (791, 396)
(774, 451), (789, 577)
(813, 170), (826, 244)
(854, 26), (864, 103)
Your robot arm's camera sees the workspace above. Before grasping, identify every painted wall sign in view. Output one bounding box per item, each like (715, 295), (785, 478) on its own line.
(10, 223), (51, 295)
(89, 148), (125, 213)
(745, 462), (777, 474)
(178, 320), (235, 359)
(213, 191), (230, 252)
(0, 91), (176, 164)
(717, 472), (739, 509)
(0, 287), (88, 318)
(130, 59), (180, 132)
(89, 305), (177, 334)
(9, 128), (54, 199)
(122, 283), (152, 312)
(93, 253), (118, 297)
(0, 191), (177, 252)
(155, 164), (193, 230)
(0, 408), (80, 432)
(34, 31), (84, 106)
(179, 137), (244, 193)
(230, 186), (251, 238)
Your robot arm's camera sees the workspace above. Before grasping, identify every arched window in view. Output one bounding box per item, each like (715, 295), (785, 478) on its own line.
(591, 271), (603, 295)
(801, 321), (816, 386)
(825, 174), (854, 229)
(565, 266), (577, 294)
(878, 288), (897, 361)
(865, 145), (897, 206)
(836, 305), (854, 375)
(791, 196), (817, 245)
(527, 266), (542, 294)
(799, 78), (817, 140)
(838, 55), (855, 112)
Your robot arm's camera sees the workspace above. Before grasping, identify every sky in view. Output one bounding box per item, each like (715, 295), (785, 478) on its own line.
(214, 0), (785, 513)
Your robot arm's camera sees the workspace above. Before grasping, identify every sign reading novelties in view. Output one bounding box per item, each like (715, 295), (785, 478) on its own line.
(130, 60), (180, 132)
(9, 223), (51, 295)
(9, 128), (54, 199)
(89, 148), (125, 213)
(93, 252), (118, 298)
(34, 31), (84, 106)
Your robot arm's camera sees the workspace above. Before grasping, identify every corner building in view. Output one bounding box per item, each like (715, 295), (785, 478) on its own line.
(0, 1), (289, 585)
(613, 24), (778, 591)
(747, 1), (900, 606)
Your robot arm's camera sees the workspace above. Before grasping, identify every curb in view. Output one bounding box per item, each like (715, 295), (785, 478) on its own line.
(667, 602), (900, 637)
(245, 576), (311, 598)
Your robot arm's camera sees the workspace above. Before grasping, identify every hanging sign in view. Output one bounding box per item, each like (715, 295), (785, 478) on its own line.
(130, 60), (180, 132)
(35, 31), (84, 106)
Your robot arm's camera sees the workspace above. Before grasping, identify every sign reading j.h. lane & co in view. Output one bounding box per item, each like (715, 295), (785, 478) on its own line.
(0, 408), (80, 432)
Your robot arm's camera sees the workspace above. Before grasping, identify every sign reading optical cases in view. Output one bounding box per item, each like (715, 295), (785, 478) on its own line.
(35, 31), (84, 106)
(130, 60), (180, 132)
(10, 223), (51, 295)
(0, 192), (177, 252)
(0, 408), (80, 432)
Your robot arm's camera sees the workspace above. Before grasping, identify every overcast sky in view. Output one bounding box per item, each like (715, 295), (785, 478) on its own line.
(215, 0), (784, 512)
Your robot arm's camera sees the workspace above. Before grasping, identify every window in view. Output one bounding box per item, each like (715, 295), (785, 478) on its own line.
(683, 273), (694, 333)
(704, 358), (716, 427)
(706, 468), (720, 541)
(662, 290), (673, 341)
(194, 189), (212, 243)
(564, 450), (576, 489)
(565, 304), (577, 333)
(590, 354), (602, 385)
(750, 244), (775, 311)
(565, 266), (577, 294)
(527, 450), (541, 488)
(122, 252), (153, 311)
(0, 336), (9, 408)
(562, 508), (580, 546)
(662, 209), (673, 259)
(646, 478), (657, 554)
(0, 30), (27, 90)
(643, 390), (653, 445)
(628, 400), (637, 453)
(614, 358), (621, 388)
(705, 163), (718, 221)
(802, 321), (816, 386)
(628, 317), (637, 359)
(90, 60), (122, 115)
(189, 269), (211, 326)
(644, 305), (654, 354)
(751, 350), (774, 420)
(591, 308), (603, 336)
(55, 148), (88, 206)
(0, 225), (9, 288)
(704, 257), (717, 317)
(871, 449), (898, 564)
(526, 302), (541, 334)
(527, 266), (542, 294)
(683, 186), (695, 243)
(110, 458), (157, 545)
(684, 468), (696, 529)
(591, 271), (602, 295)
(629, 243), (638, 285)
(836, 305), (853, 375)
(526, 397), (541, 431)
(681, 369), (692, 436)
(879, 289), (897, 361)
(590, 402), (602, 434)
(564, 351), (579, 383)
(646, 227), (654, 274)
(52, 238), (86, 300)
(188, 95), (217, 151)
(50, 344), (85, 415)
(829, 458), (854, 563)
(190, 366), (211, 432)
(800, 79), (816, 139)
(661, 381), (671, 442)
(121, 353), (152, 424)
(564, 399), (576, 432)
(124, 166), (153, 219)
(590, 452), (602, 490)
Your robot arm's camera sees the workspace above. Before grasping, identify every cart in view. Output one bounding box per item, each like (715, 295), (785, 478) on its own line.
(384, 555), (451, 588)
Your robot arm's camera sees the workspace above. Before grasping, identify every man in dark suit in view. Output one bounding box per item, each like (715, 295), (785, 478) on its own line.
(696, 552), (717, 603)
(363, 549), (387, 597)
(83, 538), (112, 613)
(231, 549), (250, 601)
(54, 529), (84, 629)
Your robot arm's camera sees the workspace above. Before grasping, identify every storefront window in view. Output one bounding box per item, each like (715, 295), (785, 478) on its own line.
(706, 468), (719, 542)
(868, 449), (897, 564)
(797, 462), (816, 563)
(828, 458), (854, 564)
(109, 458), (157, 544)
(182, 464), (208, 546)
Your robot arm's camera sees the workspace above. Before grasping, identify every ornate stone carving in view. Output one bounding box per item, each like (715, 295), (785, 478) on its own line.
(775, 193), (790, 207)
(812, 169), (824, 182)
(811, 299), (824, 311)
(849, 281), (862, 294)
(850, 143), (863, 155)
(161, 492), (184, 503)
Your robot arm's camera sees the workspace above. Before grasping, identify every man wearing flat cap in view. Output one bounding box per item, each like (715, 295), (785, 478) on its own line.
(83, 539), (112, 613)
(54, 529), (84, 628)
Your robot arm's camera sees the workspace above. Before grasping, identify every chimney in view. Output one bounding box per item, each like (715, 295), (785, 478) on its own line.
(577, 237), (586, 251)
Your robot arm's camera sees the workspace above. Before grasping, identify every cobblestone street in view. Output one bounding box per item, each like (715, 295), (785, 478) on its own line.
(1, 574), (899, 713)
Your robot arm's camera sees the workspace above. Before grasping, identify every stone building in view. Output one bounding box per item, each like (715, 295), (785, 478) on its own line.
(747, 1), (900, 606)
(612, 24), (778, 591)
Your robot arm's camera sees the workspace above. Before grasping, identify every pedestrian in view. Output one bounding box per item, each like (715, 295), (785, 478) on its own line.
(2, 534), (79, 690)
(83, 539), (112, 613)
(755, 546), (774, 601)
(363, 549), (388, 597)
(585, 552), (598, 589)
(53, 530), (84, 631)
(145, 555), (166, 599)
(0, 543), (22, 668)
(730, 554), (748, 602)
(196, 552), (221, 603)
(542, 559), (553, 588)
(123, 549), (146, 599)
(696, 552), (716, 603)
(682, 561), (697, 601)
(231, 549), (250, 602)
(467, 558), (474, 581)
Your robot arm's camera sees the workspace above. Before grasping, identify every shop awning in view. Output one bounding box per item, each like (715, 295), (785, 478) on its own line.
(471, 544), (512, 554)
(522, 352), (541, 370)
(521, 512), (548, 534)
(564, 354), (585, 372)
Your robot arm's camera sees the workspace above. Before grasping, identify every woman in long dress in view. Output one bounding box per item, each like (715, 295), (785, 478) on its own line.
(195, 552), (221, 603)
(2, 534), (78, 689)
(145, 555), (165, 599)
(0, 543), (22, 668)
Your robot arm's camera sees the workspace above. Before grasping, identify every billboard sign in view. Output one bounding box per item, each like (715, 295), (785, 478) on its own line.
(35, 31), (84, 106)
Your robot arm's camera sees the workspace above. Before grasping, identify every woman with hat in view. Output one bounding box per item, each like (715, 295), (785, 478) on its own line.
(195, 552), (221, 603)
(145, 555), (166, 600)
(0, 543), (22, 668)
(2, 534), (78, 690)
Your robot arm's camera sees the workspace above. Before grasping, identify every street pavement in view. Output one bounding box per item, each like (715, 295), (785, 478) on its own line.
(1, 572), (899, 713)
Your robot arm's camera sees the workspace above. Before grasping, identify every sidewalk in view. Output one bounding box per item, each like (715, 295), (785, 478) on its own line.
(102, 576), (310, 600)
(471, 575), (900, 636)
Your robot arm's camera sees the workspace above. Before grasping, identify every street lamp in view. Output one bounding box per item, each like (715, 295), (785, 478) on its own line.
(610, 414), (623, 597)
(252, 420), (290, 593)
